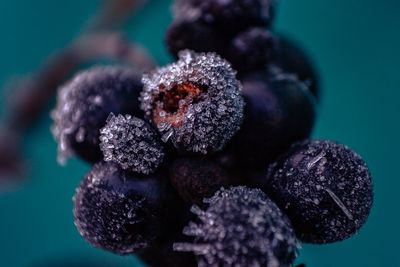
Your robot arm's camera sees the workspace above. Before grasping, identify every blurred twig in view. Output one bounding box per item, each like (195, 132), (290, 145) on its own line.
(85, 0), (147, 32)
(0, 0), (154, 182)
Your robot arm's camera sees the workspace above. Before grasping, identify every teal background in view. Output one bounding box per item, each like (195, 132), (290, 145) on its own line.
(0, 0), (398, 266)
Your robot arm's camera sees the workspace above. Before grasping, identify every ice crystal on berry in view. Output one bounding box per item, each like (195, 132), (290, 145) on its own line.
(265, 139), (374, 243)
(174, 186), (299, 267)
(73, 161), (173, 255)
(51, 66), (143, 163)
(140, 50), (244, 154)
(99, 113), (164, 174)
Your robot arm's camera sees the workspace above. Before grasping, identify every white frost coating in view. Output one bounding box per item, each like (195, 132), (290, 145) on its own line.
(99, 113), (164, 175)
(174, 186), (299, 267)
(50, 65), (142, 164)
(140, 50), (244, 154)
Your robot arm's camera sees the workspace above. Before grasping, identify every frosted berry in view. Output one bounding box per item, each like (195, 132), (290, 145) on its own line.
(265, 139), (374, 243)
(140, 50), (244, 154)
(99, 113), (164, 174)
(174, 186), (299, 266)
(73, 161), (181, 254)
(51, 66), (143, 163)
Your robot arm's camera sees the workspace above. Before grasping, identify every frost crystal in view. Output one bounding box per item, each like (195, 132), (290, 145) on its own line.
(99, 113), (164, 175)
(266, 139), (374, 243)
(174, 186), (299, 267)
(140, 50), (244, 154)
(73, 161), (168, 255)
(50, 65), (143, 164)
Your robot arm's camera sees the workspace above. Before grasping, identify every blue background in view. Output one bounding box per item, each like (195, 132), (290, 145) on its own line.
(0, 0), (398, 266)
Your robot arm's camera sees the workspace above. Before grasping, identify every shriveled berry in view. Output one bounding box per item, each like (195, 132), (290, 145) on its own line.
(174, 186), (299, 266)
(172, 0), (276, 35)
(73, 161), (181, 254)
(99, 113), (164, 174)
(227, 27), (277, 74)
(275, 34), (320, 99)
(51, 66), (143, 163)
(228, 69), (316, 166)
(165, 19), (225, 59)
(169, 157), (229, 205)
(140, 50), (244, 154)
(264, 139), (374, 244)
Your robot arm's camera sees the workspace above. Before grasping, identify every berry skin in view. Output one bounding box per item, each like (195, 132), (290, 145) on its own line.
(169, 157), (229, 205)
(264, 139), (374, 244)
(140, 50), (244, 154)
(275, 34), (320, 99)
(51, 66), (143, 164)
(99, 113), (165, 175)
(73, 161), (182, 255)
(172, 0), (275, 36)
(165, 19), (225, 59)
(174, 186), (299, 267)
(227, 27), (277, 74)
(227, 69), (316, 167)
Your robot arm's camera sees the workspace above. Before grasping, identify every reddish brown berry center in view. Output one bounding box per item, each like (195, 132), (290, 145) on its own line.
(153, 83), (202, 127)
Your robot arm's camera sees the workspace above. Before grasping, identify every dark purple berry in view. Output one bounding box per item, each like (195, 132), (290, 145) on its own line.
(227, 27), (277, 74)
(140, 50), (244, 154)
(99, 113), (165, 174)
(165, 19), (225, 59)
(174, 186), (299, 266)
(73, 161), (181, 255)
(275, 34), (320, 99)
(227, 69), (316, 167)
(169, 157), (229, 205)
(264, 139), (374, 244)
(172, 0), (275, 35)
(51, 66), (143, 163)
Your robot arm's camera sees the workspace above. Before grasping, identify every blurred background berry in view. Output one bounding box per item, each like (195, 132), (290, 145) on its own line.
(0, 0), (398, 266)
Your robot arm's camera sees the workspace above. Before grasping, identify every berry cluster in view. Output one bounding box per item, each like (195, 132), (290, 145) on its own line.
(50, 1), (374, 266)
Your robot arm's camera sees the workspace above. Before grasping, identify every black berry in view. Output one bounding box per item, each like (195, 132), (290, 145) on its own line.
(172, 0), (275, 35)
(51, 66), (143, 163)
(228, 27), (277, 74)
(73, 161), (181, 254)
(165, 19), (225, 59)
(264, 139), (374, 243)
(169, 157), (229, 205)
(140, 50), (244, 154)
(99, 113), (165, 174)
(174, 186), (299, 266)
(275, 34), (320, 99)
(228, 69), (316, 166)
